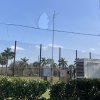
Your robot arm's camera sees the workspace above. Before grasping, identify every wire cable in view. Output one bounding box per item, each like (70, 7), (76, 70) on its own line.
(0, 22), (100, 37)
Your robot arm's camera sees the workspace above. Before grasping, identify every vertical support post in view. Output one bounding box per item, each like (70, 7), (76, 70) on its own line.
(52, 11), (55, 61)
(59, 47), (61, 80)
(76, 50), (77, 60)
(40, 44), (42, 77)
(89, 52), (91, 59)
(74, 50), (78, 80)
(51, 11), (55, 82)
(59, 48), (61, 67)
(13, 40), (17, 76)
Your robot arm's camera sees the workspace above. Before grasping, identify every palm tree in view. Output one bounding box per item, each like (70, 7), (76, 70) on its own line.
(20, 57), (29, 76)
(41, 57), (47, 67)
(1, 48), (14, 75)
(59, 58), (68, 69)
(0, 54), (7, 75)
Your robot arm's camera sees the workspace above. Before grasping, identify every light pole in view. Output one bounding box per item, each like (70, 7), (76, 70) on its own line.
(52, 11), (55, 60)
(51, 11), (55, 82)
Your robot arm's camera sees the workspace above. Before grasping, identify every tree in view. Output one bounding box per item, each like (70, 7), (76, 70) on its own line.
(0, 54), (7, 75)
(59, 58), (68, 69)
(1, 48), (14, 75)
(41, 57), (47, 67)
(20, 57), (29, 76)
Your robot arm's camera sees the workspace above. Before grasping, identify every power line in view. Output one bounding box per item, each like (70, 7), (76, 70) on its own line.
(0, 22), (100, 37)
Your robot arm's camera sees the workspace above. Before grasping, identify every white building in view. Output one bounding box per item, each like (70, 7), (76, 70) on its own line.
(76, 58), (100, 78)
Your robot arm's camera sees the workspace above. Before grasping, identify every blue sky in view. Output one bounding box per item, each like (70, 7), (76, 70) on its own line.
(0, 0), (100, 63)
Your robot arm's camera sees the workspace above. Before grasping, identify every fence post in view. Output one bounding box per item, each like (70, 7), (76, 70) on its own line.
(89, 52), (92, 59)
(59, 48), (61, 80)
(13, 40), (17, 76)
(39, 44), (42, 77)
(59, 48), (61, 66)
(76, 50), (77, 60)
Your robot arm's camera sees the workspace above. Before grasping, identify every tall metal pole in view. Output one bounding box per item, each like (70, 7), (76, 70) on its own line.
(76, 50), (78, 60)
(13, 40), (17, 76)
(52, 11), (55, 60)
(89, 52), (91, 59)
(40, 44), (42, 77)
(51, 11), (55, 82)
(74, 50), (77, 78)
(59, 47), (61, 80)
(59, 48), (61, 67)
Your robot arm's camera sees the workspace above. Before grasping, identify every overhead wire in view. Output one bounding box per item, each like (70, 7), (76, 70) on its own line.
(0, 22), (100, 37)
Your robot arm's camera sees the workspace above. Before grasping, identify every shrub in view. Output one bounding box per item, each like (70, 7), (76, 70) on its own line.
(0, 77), (49, 99)
(50, 79), (100, 100)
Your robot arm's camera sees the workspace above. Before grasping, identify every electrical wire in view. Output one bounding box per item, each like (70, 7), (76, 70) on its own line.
(0, 22), (100, 37)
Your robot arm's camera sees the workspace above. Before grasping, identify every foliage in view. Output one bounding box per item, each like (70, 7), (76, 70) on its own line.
(50, 79), (100, 100)
(59, 58), (68, 68)
(50, 82), (65, 100)
(0, 77), (49, 100)
(41, 57), (47, 67)
(1, 48), (14, 75)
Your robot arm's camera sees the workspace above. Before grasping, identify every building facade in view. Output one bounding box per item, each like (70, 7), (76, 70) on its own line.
(76, 58), (100, 78)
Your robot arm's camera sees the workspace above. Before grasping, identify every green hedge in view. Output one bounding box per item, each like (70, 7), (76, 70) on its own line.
(50, 79), (100, 100)
(0, 77), (49, 100)
(1, 77), (100, 100)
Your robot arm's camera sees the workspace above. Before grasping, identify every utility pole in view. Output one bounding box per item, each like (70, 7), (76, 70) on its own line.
(13, 40), (17, 76)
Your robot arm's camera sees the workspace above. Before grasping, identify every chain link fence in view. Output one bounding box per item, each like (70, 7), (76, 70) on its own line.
(0, 40), (100, 77)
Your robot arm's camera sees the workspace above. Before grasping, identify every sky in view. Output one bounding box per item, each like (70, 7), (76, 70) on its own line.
(0, 0), (100, 63)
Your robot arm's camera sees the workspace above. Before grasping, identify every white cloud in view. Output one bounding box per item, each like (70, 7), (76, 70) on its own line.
(38, 12), (49, 29)
(35, 44), (63, 51)
(10, 46), (24, 51)
(42, 46), (48, 50)
(35, 45), (48, 51)
(48, 44), (63, 48)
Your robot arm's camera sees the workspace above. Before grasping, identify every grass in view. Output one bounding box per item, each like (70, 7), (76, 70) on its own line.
(14, 76), (59, 83)
(0, 75), (60, 83)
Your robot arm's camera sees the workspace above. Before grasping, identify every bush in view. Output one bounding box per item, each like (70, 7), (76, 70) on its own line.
(50, 79), (100, 100)
(50, 82), (65, 100)
(0, 77), (49, 99)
